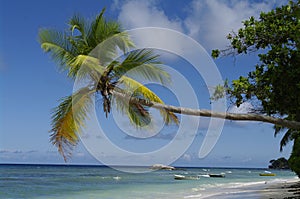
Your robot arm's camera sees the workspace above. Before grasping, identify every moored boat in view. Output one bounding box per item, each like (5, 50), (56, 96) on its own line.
(174, 174), (200, 180)
(174, 174), (186, 180)
(209, 173), (225, 178)
(259, 173), (276, 176)
(259, 171), (276, 176)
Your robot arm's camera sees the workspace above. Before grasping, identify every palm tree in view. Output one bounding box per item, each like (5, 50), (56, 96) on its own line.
(40, 9), (300, 161)
(274, 119), (300, 152)
(39, 9), (178, 161)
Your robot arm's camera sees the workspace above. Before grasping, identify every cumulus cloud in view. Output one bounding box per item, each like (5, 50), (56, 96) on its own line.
(226, 101), (259, 127)
(114, 0), (281, 51)
(115, 0), (186, 57)
(228, 101), (254, 114)
(184, 0), (275, 50)
(117, 0), (183, 31)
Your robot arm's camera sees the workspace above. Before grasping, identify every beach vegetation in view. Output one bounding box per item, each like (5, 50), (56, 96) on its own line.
(269, 157), (290, 169)
(212, 0), (300, 176)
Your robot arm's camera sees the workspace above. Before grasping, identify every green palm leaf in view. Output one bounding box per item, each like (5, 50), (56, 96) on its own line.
(69, 54), (105, 81)
(279, 129), (299, 151)
(118, 76), (178, 125)
(69, 14), (89, 41)
(113, 93), (152, 127)
(39, 29), (77, 74)
(50, 87), (94, 161)
(87, 8), (134, 52)
(40, 9), (178, 161)
(114, 49), (170, 85)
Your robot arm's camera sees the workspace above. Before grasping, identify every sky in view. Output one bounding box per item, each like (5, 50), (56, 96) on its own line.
(0, 0), (293, 168)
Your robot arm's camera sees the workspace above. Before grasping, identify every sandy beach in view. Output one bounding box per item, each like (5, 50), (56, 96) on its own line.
(204, 178), (300, 199)
(259, 179), (300, 199)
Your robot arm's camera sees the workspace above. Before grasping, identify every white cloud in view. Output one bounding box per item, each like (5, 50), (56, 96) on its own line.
(115, 0), (280, 51)
(184, 0), (275, 50)
(117, 0), (183, 31)
(116, 0), (186, 60)
(228, 101), (253, 114)
(226, 101), (260, 126)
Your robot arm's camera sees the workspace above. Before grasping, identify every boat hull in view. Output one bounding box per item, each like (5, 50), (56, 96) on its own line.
(209, 174), (225, 178)
(259, 173), (276, 176)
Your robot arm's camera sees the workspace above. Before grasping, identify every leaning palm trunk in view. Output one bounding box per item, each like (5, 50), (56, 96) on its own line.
(40, 9), (300, 161)
(113, 90), (300, 130)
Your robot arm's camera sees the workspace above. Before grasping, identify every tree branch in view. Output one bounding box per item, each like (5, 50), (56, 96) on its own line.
(113, 90), (300, 130)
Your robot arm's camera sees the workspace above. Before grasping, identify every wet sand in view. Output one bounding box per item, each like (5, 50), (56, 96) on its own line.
(259, 180), (300, 199)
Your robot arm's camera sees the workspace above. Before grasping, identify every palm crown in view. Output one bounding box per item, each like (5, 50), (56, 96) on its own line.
(39, 9), (178, 161)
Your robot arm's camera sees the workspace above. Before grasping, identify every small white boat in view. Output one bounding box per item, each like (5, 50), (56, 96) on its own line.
(174, 174), (186, 180)
(113, 176), (121, 180)
(174, 174), (200, 180)
(198, 174), (210, 178)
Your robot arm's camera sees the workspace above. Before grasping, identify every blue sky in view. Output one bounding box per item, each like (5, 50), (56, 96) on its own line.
(0, 0), (292, 168)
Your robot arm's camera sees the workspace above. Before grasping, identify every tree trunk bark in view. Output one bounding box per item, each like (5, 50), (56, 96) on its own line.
(113, 90), (300, 130)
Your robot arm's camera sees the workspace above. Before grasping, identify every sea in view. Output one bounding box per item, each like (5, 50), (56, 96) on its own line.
(0, 164), (297, 199)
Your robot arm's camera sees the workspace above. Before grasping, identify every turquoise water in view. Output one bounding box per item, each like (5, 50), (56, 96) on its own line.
(0, 164), (297, 199)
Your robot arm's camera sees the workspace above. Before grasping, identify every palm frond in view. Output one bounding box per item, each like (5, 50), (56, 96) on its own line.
(69, 14), (89, 40)
(108, 31), (135, 53)
(114, 49), (170, 85)
(88, 30), (134, 67)
(279, 129), (300, 151)
(69, 54), (105, 80)
(41, 9), (179, 161)
(279, 129), (293, 151)
(87, 9), (122, 47)
(87, 9), (134, 59)
(120, 76), (162, 102)
(50, 87), (94, 161)
(274, 124), (286, 137)
(68, 14), (93, 54)
(118, 76), (178, 125)
(113, 93), (151, 127)
(39, 29), (77, 73)
(274, 115), (297, 151)
(128, 102), (152, 127)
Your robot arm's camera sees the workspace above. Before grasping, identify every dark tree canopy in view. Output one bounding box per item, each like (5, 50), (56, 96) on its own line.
(268, 157), (290, 169)
(212, 0), (300, 119)
(289, 137), (300, 175)
(212, 0), (300, 176)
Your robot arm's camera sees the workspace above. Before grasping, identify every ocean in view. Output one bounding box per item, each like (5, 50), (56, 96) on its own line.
(0, 164), (297, 199)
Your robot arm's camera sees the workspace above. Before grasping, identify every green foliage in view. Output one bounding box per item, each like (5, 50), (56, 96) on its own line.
(212, 0), (300, 136)
(50, 87), (94, 160)
(211, 49), (220, 59)
(39, 10), (178, 161)
(212, 0), (300, 171)
(268, 157), (290, 169)
(289, 137), (300, 177)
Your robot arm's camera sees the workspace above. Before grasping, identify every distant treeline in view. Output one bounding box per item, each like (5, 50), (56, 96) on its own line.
(268, 157), (290, 169)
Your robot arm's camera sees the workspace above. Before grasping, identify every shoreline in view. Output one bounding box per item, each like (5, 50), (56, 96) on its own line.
(259, 179), (300, 199)
(186, 178), (300, 199)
